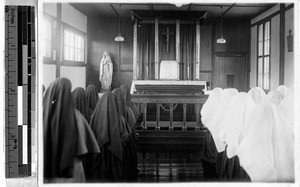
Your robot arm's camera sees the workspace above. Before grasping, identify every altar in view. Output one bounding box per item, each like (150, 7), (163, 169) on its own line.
(130, 10), (208, 131)
(131, 80), (208, 130)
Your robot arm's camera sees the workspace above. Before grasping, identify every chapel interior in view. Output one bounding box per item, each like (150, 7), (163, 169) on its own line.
(41, 1), (295, 183)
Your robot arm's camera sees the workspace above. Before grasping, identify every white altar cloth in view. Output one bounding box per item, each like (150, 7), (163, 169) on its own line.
(159, 60), (179, 80)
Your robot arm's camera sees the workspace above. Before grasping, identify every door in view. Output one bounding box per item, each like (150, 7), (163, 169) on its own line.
(215, 54), (247, 92)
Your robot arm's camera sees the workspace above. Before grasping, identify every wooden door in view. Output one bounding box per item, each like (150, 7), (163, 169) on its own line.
(215, 54), (247, 92)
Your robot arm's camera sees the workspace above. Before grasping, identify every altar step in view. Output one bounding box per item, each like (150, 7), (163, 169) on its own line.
(136, 129), (206, 151)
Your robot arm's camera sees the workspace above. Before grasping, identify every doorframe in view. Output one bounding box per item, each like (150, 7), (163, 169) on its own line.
(213, 51), (249, 91)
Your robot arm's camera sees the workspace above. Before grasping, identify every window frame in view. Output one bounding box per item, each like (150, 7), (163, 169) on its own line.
(256, 20), (271, 91)
(62, 24), (87, 66)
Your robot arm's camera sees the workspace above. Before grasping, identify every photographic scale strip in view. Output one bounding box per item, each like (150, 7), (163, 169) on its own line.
(5, 6), (36, 178)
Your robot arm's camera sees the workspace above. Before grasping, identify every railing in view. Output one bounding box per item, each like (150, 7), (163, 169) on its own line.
(131, 94), (208, 131)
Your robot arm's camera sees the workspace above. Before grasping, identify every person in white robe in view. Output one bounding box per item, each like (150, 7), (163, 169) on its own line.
(237, 103), (294, 182)
(265, 90), (284, 105)
(219, 92), (255, 159)
(200, 87), (223, 180)
(279, 86), (294, 131)
(201, 87), (223, 127)
(247, 87), (266, 105)
(99, 51), (113, 91)
(207, 88), (238, 153)
(276, 85), (288, 98)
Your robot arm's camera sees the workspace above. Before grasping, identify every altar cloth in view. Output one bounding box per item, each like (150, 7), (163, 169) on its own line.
(160, 60), (179, 80)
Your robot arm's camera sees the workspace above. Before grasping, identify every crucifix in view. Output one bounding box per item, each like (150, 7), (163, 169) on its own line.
(161, 27), (174, 52)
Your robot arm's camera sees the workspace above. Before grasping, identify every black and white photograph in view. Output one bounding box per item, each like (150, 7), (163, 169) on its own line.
(1, 0), (300, 186)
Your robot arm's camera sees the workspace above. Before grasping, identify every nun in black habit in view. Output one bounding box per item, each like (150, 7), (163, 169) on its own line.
(72, 87), (92, 121)
(120, 85), (138, 126)
(43, 78), (100, 183)
(86, 84), (99, 110)
(89, 92), (124, 182)
(113, 88), (139, 181)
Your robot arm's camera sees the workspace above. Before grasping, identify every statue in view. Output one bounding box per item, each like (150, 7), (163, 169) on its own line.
(99, 51), (113, 91)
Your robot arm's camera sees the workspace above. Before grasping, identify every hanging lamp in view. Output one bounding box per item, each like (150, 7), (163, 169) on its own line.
(216, 6), (226, 44)
(115, 5), (124, 42)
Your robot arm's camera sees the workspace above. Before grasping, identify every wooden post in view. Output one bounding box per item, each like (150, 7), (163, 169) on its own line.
(145, 42), (149, 79)
(183, 103), (187, 130)
(133, 18), (138, 80)
(156, 103), (160, 130)
(176, 19), (180, 80)
(143, 103), (147, 130)
(187, 43), (190, 80)
(155, 19), (159, 79)
(195, 20), (201, 80)
(169, 104), (173, 130)
(195, 103), (200, 130)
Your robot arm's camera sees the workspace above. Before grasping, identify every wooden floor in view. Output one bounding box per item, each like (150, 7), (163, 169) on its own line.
(135, 129), (209, 182)
(137, 150), (204, 182)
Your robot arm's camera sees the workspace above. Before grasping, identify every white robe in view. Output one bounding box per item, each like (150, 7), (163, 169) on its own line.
(201, 87), (223, 127)
(247, 87), (266, 105)
(276, 85), (288, 98)
(279, 89), (294, 131)
(265, 90), (284, 105)
(237, 103), (294, 182)
(219, 92), (255, 159)
(207, 88), (238, 153)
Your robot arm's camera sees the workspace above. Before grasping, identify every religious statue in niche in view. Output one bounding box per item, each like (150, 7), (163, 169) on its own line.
(162, 27), (174, 52)
(99, 51), (113, 91)
(287, 29), (293, 52)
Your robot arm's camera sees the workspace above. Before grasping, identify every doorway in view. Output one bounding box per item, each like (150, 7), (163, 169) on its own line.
(214, 54), (248, 92)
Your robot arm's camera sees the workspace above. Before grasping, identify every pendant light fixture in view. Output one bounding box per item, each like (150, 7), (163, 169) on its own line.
(217, 6), (226, 44)
(115, 4), (124, 42)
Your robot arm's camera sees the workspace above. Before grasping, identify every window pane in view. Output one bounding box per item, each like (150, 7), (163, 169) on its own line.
(82, 50), (85, 62)
(77, 35), (81, 49)
(258, 24), (263, 42)
(69, 32), (74, 48)
(264, 57), (269, 89)
(63, 29), (85, 62)
(74, 49), (78, 61)
(43, 20), (52, 57)
(80, 36), (84, 50)
(258, 57), (263, 87)
(265, 21), (270, 40)
(64, 46), (69, 60)
(259, 41), (263, 56)
(70, 47), (74, 61)
(64, 30), (68, 47)
(264, 40), (268, 55)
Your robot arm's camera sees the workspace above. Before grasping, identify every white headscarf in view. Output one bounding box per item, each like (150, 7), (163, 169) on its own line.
(219, 92), (255, 159)
(248, 87), (266, 104)
(265, 90), (284, 105)
(208, 88), (238, 153)
(279, 89), (294, 131)
(201, 87), (223, 127)
(276, 85), (288, 98)
(237, 103), (294, 182)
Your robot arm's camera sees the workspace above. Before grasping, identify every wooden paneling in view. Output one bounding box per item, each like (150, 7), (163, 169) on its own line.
(213, 19), (250, 90)
(214, 19), (250, 52)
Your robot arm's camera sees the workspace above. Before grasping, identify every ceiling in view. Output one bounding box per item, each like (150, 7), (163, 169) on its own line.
(70, 3), (276, 20)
